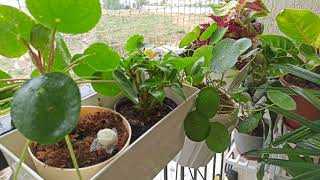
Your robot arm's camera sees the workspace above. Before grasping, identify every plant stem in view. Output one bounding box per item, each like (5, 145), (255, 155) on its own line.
(48, 26), (57, 72)
(0, 97), (13, 105)
(0, 84), (21, 93)
(250, 104), (274, 112)
(13, 140), (30, 180)
(0, 78), (30, 83)
(65, 135), (83, 180)
(76, 79), (116, 84)
(63, 53), (95, 72)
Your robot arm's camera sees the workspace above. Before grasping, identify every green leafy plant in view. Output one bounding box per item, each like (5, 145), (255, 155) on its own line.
(0, 1), (106, 179)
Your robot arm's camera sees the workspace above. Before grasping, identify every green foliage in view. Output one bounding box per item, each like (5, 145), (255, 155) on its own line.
(11, 72), (81, 144)
(0, 5), (34, 57)
(259, 35), (297, 53)
(26, 0), (101, 34)
(206, 122), (230, 153)
(200, 23), (217, 41)
(196, 87), (220, 118)
(211, 38), (252, 73)
(211, 1), (238, 17)
(238, 113), (262, 134)
(125, 34), (144, 53)
(113, 69), (139, 104)
(92, 71), (121, 96)
(210, 27), (228, 45)
(276, 9), (320, 47)
(82, 43), (120, 71)
(267, 90), (296, 110)
(30, 24), (51, 51)
(179, 26), (200, 48)
(184, 110), (210, 141)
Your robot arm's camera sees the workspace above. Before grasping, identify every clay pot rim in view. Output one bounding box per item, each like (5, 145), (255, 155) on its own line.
(28, 106), (132, 171)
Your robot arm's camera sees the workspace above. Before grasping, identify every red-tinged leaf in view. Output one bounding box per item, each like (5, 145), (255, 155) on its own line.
(246, 0), (268, 12)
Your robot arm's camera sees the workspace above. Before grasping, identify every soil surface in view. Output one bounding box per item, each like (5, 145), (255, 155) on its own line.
(115, 98), (177, 143)
(30, 111), (129, 168)
(285, 74), (320, 90)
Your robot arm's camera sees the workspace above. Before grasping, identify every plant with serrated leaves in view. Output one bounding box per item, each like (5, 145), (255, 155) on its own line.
(0, 1), (114, 180)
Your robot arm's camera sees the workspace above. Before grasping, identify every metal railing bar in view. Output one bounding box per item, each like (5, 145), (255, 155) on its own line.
(164, 166), (168, 180)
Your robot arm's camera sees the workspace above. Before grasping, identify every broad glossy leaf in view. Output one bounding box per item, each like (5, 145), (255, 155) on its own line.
(206, 122), (230, 153)
(30, 24), (51, 50)
(192, 45), (213, 66)
(26, 0), (101, 34)
(0, 5), (34, 57)
(238, 113), (262, 134)
(232, 92), (250, 103)
(196, 87), (220, 118)
(210, 27), (227, 45)
(211, 39), (240, 73)
(233, 38), (252, 54)
(71, 54), (96, 77)
(290, 86), (320, 110)
(113, 69), (139, 104)
(200, 23), (217, 41)
(166, 57), (198, 71)
(83, 43), (120, 72)
(30, 69), (40, 78)
(11, 72), (81, 144)
(190, 57), (205, 76)
(259, 35), (297, 53)
(300, 44), (320, 69)
(276, 9), (320, 46)
(267, 90), (296, 110)
(125, 34), (144, 53)
(184, 110), (210, 142)
(92, 71), (121, 96)
(179, 26), (200, 48)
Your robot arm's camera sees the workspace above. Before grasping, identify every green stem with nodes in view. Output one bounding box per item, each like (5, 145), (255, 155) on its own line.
(65, 135), (83, 180)
(48, 26), (57, 72)
(250, 104), (274, 112)
(13, 140), (31, 180)
(63, 53), (95, 72)
(76, 79), (117, 84)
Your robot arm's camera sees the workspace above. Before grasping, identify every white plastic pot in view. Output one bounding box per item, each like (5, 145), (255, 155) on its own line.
(234, 129), (264, 160)
(175, 110), (238, 168)
(27, 106), (131, 180)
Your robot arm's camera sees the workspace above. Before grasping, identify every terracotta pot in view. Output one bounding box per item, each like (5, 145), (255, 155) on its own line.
(28, 106), (131, 180)
(280, 77), (320, 129)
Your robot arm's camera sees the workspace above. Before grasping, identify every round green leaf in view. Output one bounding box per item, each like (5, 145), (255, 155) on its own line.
(267, 90), (296, 110)
(92, 71), (121, 96)
(83, 43), (120, 72)
(211, 39), (238, 73)
(184, 110), (210, 142)
(26, 0), (101, 34)
(196, 87), (220, 118)
(179, 26), (200, 48)
(11, 72), (81, 144)
(125, 34), (144, 53)
(210, 27), (227, 45)
(72, 54), (96, 77)
(192, 45), (213, 67)
(206, 122), (230, 153)
(30, 24), (51, 50)
(276, 9), (320, 46)
(0, 5), (34, 57)
(30, 69), (40, 78)
(200, 23), (217, 41)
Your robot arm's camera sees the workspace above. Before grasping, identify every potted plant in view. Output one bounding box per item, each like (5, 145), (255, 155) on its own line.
(243, 66), (320, 180)
(179, 0), (269, 71)
(258, 8), (320, 130)
(173, 24), (254, 167)
(0, 1), (133, 180)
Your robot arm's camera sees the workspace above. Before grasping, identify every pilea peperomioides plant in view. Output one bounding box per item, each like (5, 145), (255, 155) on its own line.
(0, 1), (109, 179)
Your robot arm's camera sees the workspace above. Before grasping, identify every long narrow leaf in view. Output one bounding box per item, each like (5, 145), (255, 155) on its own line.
(262, 158), (320, 169)
(292, 169), (320, 180)
(245, 148), (320, 156)
(275, 64), (320, 85)
(268, 106), (320, 132)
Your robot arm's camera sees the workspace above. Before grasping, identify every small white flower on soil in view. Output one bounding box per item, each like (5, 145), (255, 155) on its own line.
(90, 128), (118, 153)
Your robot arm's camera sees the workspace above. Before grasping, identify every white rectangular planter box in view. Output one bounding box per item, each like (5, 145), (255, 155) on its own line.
(0, 85), (199, 180)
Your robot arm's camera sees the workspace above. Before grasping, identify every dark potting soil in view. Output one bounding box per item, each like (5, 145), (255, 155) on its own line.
(115, 98), (177, 143)
(250, 121), (265, 137)
(285, 74), (320, 90)
(30, 111), (129, 168)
